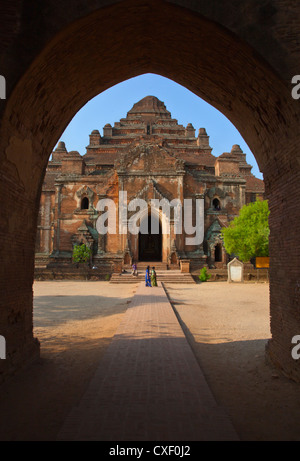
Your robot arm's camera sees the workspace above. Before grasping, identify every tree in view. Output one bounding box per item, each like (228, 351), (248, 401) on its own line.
(221, 200), (270, 262)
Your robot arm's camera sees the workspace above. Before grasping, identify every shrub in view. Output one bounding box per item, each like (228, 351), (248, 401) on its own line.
(199, 267), (211, 282)
(72, 243), (92, 265)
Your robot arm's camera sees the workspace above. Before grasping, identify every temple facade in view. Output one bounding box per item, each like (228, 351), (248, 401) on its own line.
(35, 96), (264, 272)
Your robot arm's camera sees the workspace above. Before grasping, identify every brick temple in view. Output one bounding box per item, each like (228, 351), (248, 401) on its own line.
(35, 96), (264, 273)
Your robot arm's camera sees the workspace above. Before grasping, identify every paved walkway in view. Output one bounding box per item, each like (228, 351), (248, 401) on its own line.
(57, 282), (238, 441)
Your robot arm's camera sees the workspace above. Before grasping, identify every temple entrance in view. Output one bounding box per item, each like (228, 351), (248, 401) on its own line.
(214, 243), (222, 262)
(138, 215), (162, 262)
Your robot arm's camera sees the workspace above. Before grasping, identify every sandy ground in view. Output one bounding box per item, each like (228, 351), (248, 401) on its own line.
(0, 281), (136, 441)
(166, 282), (300, 441)
(0, 280), (300, 441)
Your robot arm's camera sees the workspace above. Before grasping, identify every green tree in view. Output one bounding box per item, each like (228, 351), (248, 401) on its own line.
(72, 243), (92, 265)
(221, 200), (270, 262)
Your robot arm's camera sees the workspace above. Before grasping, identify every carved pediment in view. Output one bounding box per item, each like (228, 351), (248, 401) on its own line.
(115, 140), (185, 174)
(72, 220), (96, 249)
(207, 219), (222, 236)
(76, 185), (94, 199)
(129, 178), (173, 204)
(205, 218), (227, 247)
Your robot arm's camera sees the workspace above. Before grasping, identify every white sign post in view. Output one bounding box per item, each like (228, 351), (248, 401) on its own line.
(227, 257), (244, 283)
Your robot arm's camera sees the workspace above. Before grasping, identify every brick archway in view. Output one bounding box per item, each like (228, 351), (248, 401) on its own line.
(0, 0), (299, 381)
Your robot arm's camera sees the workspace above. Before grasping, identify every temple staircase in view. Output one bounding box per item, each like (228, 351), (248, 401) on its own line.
(110, 262), (195, 284)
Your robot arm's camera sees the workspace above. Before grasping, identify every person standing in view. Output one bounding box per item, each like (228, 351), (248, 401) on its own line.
(132, 262), (138, 276)
(145, 266), (152, 287)
(151, 267), (157, 286)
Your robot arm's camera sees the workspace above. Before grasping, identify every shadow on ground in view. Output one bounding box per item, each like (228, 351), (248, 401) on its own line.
(34, 295), (132, 327)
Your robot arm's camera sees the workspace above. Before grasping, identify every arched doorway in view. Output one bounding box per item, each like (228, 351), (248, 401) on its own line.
(81, 197), (89, 210)
(214, 243), (222, 263)
(0, 0), (299, 381)
(138, 214), (162, 262)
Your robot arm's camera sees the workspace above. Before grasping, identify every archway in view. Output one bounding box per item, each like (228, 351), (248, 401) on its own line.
(213, 198), (221, 211)
(214, 243), (223, 263)
(0, 0), (299, 382)
(81, 197), (89, 210)
(138, 214), (162, 262)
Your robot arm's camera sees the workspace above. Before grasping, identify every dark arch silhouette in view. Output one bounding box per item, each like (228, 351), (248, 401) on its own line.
(81, 197), (89, 210)
(214, 243), (222, 262)
(0, 0), (299, 381)
(213, 198), (221, 211)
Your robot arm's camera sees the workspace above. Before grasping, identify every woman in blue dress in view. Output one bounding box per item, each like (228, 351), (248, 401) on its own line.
(145, 266), (152, 287)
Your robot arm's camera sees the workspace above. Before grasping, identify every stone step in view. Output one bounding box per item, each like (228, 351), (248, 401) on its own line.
(124, 262), (169, 270)
(110, 270), (195, 284)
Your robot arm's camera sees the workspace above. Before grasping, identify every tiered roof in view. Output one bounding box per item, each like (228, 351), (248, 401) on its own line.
(47, 96), (264, 194)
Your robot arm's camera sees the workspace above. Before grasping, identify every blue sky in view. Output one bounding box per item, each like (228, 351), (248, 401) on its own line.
(57, 73), (263, 180)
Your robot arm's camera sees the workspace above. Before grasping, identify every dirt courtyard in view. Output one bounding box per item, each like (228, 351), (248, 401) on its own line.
(0, 280), (300, 441)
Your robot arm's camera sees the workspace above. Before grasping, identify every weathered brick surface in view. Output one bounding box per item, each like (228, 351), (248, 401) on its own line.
(265, 157), (300, 382)
(0, 170), (40, 381)
(37, 97), (263, 268)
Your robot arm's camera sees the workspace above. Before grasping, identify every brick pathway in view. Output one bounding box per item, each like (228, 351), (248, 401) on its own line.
(57, 282), (238, 441)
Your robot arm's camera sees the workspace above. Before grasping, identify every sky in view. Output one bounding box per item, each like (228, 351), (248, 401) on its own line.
(57, 73), (263, 180)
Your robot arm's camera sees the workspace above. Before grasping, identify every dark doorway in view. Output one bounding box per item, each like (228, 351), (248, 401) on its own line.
(81, 197), (89, 209)
(213, 198), (221, 210)
(139, 214), (162, 261)
(215, 243), (222, 262)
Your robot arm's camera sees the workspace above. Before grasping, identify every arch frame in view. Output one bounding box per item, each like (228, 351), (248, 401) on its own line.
(0, 0), (299, 382)
(131, 202), (170, 263)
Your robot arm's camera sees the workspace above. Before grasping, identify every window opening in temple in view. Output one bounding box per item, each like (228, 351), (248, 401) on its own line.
(81, 197), (89, 209)
(213, 198), (221, 210)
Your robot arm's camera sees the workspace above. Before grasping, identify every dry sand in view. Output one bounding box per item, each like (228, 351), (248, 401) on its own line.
(165, 282), (300, 441)
(0, 280), (299, 441)
(0, 281), (136, 441)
